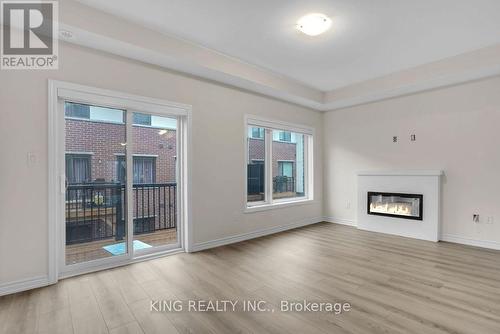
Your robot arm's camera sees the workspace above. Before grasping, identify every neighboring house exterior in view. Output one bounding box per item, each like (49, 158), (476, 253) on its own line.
(63, 104), (301, 245)
(64, 103), (177, 245)
(64, 103), (299, 202)
(65, 103), (177, 185)
(247, 127), (304, 197)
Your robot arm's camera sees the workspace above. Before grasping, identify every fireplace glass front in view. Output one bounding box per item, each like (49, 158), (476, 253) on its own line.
(367, 192), (423, 220)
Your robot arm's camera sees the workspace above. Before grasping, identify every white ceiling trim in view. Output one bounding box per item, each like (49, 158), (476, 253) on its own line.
(323, 64), (500, 111)
(59, 24), (325, 111)
(73, 0), (500, 92)
(59, 23), (500, 112)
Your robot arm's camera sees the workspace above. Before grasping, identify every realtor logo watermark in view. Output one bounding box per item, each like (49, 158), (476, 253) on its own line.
(1, 1), (58, 69)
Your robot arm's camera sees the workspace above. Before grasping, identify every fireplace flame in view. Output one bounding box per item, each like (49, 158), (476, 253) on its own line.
(370, 202), (413, 216)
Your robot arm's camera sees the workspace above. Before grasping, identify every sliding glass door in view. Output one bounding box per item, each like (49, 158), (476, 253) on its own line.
(64, 102), (129, 265)
(62, 100), (182, 273)
(130, 112), (180, 254)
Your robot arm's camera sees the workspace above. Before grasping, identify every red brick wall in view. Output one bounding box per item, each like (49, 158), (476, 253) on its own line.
(272, 141), (297, 177)
(65, 119), (176, 183)
(132, 126), (176, 183)
(248, 138), (265, 161)
(248, 138), (296, 177)
(66, 120), (294, 184)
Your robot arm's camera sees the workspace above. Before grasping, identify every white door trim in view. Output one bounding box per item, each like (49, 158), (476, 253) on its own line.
(48, 80), (192, 282)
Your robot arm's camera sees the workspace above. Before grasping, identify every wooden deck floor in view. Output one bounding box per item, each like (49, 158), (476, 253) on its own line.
(2, 222), (500, 334)
(66, 229), (177, 264)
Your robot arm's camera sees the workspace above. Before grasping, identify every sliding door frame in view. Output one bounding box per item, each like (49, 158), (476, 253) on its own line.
(48, 80), (192, 282)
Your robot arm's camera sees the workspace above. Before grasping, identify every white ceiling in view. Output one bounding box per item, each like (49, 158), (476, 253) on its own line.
(76, 0), (500, 91)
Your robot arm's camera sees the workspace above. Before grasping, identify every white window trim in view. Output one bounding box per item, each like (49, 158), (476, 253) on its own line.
(65, 116), (126, 125)
(65, 117), (177, 130)
(133, 123), (177, 130)
(48, 80), (193, 283)
(244, 114), (314, 213)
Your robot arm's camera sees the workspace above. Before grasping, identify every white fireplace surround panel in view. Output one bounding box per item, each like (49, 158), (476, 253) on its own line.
(357, 170), (443, 242)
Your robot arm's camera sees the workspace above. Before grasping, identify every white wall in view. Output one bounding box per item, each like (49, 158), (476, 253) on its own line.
(324, 75), (500, 245)
(0, 42), (323, 285)
(2, 25), (498, 291)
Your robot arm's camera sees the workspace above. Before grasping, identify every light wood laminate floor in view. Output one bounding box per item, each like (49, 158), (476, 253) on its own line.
(1, 222), (500, 334)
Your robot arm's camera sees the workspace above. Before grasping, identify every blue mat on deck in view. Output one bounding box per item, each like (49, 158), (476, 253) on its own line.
(103, 240), (152, 255)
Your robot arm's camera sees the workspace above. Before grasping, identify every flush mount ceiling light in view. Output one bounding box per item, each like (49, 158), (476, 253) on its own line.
(296, 13), (332, 36)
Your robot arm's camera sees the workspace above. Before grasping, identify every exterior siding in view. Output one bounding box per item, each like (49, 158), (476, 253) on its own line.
(248, 138), (297, 177)
(65, 119), (176, 183)
(65, 120), (294, 185)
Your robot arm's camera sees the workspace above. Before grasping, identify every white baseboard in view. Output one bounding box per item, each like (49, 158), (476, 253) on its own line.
(4, 221), (498, 297)
(324, 217), (500, 251)
(441, 234), (500, 251)
(323, 216), (357, 227)
(0, 275), (50, 296)
(190, 216), (324, 252)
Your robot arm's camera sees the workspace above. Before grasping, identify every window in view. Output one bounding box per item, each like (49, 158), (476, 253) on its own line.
(133, 157), (156, 184)
(133, 113), (152, 126)
(278, 161), (294, 177)
(246, 117), (313, 209)
(116, 156), (157, 184)
(64, 102), (124, 123)
(247, 127), (266, 202)
(65, 102), (90, 119)
(66, 154), (91, 184)
(273, 131), (304, 200)
(117, 156), (156, 184)
(278, 131), (291, 142)
(250, 127), (264, 139)
(116, 157), (126, 184)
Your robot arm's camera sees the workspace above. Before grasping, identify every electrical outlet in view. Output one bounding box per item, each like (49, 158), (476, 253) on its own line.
(393, 136), (398, 143)
(486, 216), (494, 224)
(473, 214), (480, 223)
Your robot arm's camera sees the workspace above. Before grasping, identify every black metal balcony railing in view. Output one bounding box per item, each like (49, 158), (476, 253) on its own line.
(65, 182), (176, 245)
(273, 176), (295, 193)
(133, 183), (176, 235)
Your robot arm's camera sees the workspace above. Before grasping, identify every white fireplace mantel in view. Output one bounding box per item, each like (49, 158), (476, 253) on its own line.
(357, 170), (443, 242)
(358, 170), (443, 176)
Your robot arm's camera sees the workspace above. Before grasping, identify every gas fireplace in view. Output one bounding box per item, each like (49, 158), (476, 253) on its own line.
(367, 192), (423, 220)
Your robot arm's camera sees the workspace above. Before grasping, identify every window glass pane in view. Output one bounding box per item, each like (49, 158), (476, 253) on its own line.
(90, 106), (124, 123)
(247, 126), (265, 203)
(250, 127), (264, 139)
(65, 102), (90, 119)
(133, 157), (156, 184)
(280, 131), (291, 142)
(66, 154), (91, 184)
(116, 156), (126, 184)
(151, 115), (176, 129)
(279, 161), (293, 177)
(133, 113), (152, 126)
(65, 102), (124, 123)
(132, 113), (178, 249)
(272, 130), (305, 200)
(64, 103), (127, 265)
